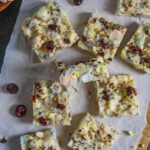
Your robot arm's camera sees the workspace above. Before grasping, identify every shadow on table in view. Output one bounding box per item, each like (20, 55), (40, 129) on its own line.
(115, 22), (145, 75)
(7, 135), (21, 150)
(86, 82), (99, 116)
(104, 0), (118, 15)
(60, 113), (85, 150)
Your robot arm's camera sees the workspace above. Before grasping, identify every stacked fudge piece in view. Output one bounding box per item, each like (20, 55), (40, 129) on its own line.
(19, 0), (150, 149)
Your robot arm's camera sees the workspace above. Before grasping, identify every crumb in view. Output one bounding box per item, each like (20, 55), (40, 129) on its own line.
(138, 143), (145, 148)
(123, 131), (136, 136)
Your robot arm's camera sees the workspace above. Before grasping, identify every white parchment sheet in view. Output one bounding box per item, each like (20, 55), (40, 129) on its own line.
(0, 0), (150, 150)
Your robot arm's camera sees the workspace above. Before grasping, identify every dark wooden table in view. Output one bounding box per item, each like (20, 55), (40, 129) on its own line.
(0, 0), (22, 72)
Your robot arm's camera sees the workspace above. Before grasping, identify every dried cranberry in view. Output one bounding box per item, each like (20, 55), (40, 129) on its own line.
(47, 146), (56, 150)
(6, 83), (19, 94)
(80, 36), (87, 42)
(98, 49), (105, 57)
(73, 0), (83, 6)
(75, 61), (85, 65)
(0, 137), (7, 144)
(99, 39), (109, 49)
(47, 41), (55, 51)
(32, 95), (37, 103)
(143, 57), (150, 64)
(128, 45), (142, 53)
(102, 90), (110, 101)
(15, 105), (26, 118)
(126, 86), (137, 96)
(48, 24), (59, 32)
(56, 103), (65, 110)
(38, 117), (47, 125)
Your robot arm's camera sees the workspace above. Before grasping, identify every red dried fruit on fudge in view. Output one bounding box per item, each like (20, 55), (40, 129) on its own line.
(99, 39), (109, 49)
(56, 103), (65, 110)
(75, 60), (85, 65)
(47, 41), (55, 51)
(80, 36), (87, 42)
(98, 49), (105, 57)
(6, 83), (19, 94)
(128, 44), (142, 54)
(38, 117), (47, 125)
(47, 146), (56, 150)
(102, 90), (110, 101)
(32, 95), (37, 103)
(142, 56), (150, 64)
(15, 105), (27, 117)
(126, 86), (137, 96)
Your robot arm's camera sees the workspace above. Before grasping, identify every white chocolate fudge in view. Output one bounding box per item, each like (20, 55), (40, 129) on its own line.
(116, 0), (150, 17)
(68, 113), (119, 150)
(22, 1), (79, 62)
(78, 13), (127, 63)
(59, 57), (109, 87)
(95, 75), (139, 117)
(32, 81), (71, 126)
(20, 129), (61, 150)
(121, 25), (150, 74)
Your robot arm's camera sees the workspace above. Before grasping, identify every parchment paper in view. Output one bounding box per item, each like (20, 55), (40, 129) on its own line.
(0, 0), (150, 150)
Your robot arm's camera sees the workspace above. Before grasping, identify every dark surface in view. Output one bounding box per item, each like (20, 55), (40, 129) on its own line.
(0, 0), (22, 72)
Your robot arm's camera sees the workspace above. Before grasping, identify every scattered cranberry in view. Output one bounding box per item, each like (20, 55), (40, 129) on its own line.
(15, 105), (26, 118)
(6, 83), (19, 94)
(73, 0), (83, 6)
(99, 39), (109, 49)
(98, 49), (105, 57)
(56, 103), (65, 110)
(102, 90), (110, 101)
(128, 45), (142, 53)
(126, 86), (137, 96)
(0, 137), (7, 144)
(47, 41), (55, 51)
(38, 117), (47, 126)
(48, 24), (59, 32)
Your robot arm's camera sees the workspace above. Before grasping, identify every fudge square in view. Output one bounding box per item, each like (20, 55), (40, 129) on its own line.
(59, 57), (109, 87)
(32, 80), (71, 126)
(20, 129), (61, 150)
(121, 24), (150, 74)
(95, 75), (139, 117)
(22, 1), (79, 62)
(68, 113), (119, 150)
(116, 0), (150, 17)
(78, 13), (127, 63)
